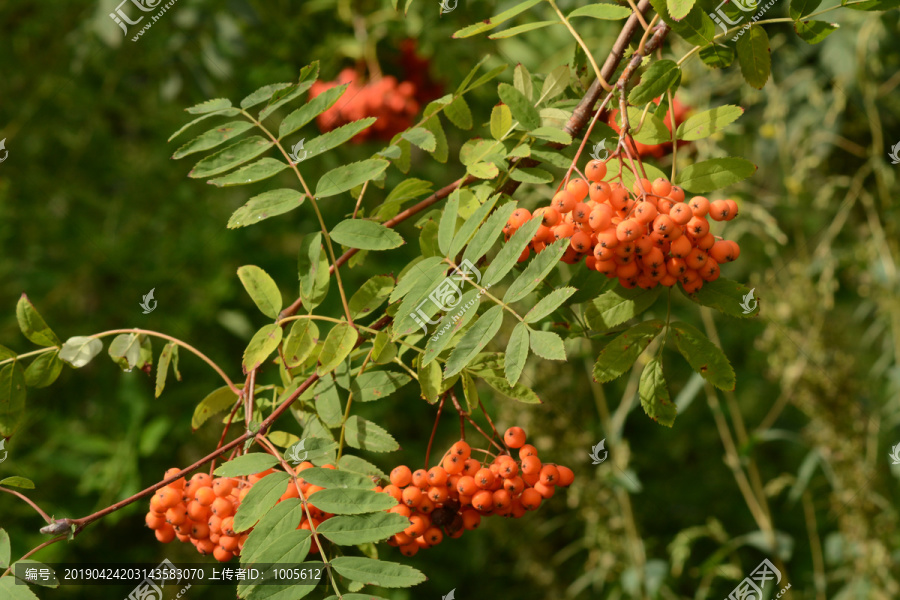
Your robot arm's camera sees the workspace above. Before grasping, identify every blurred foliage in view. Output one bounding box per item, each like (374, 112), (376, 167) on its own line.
(1, 0), (899, 599)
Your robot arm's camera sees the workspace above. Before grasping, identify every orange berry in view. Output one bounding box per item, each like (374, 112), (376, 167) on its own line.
(669, 203), (692, 225)
(426, 466), (448, 486)
(196, 539), (216, 555)
(609, 187), (629, 211)
(553, 191), (577, 213)
(212, 478), (234, 497)
(521, 455), (542, 476)
(710, 240), (737, 263)
(195, 486), (216, 507)
(535, 206), (561, 227)
(155, 526), (176, 543)
(390, 465), (412, 488)
(220, 516), (235, 536)
(462, 458), (481, 476)
(557, 466), (575, 487)
(474, 468), (496, 489)
(155, 487), (181, 510)
(412, 469), (429, 489)
(632, 178), (652, 197)
(191, 521), (211, 540)
(653, 214), (676, 236)
(503, 476), (525, 496)
(520, 488), (543, 511)
(164, 468), (186, 489)
(570, 231), (592, 253)
(668, 186), (685, 202)
(651, 178), (672, 197)
(518, 247), (530, 263)
(586, 159), (607, 182)
(461, 509), (482, 530)
(399, 543), (419, 557)
(552, 222), (575, 241)
(472, 489), (494, 512)
(456, 475), (478, 496)
(450, 440), (472, 461)
(404, 514), (429, 537)
(572, 203), (591, 225)
(686, 248), (709, 270)
(417, 497), (436, 514)
(724, 199), (739, 220)
(566, 178), (589, 201)
(667, 257), (688, 277)
(518, 444), (538, 459)
(165, 502), (188, 525)
(634, 202), (658, 224)
(427, 486), (449, 504)
(709, 200), (730, 221)
(504, 427), (527, 449)
(508, 208), (532, 228)
(389, 504), (412, 519)
(187, 500), (209, 522)
(686, 216), (710, 239)
(211, 497), (233, 518)
(700, 258), (721, 281)
(145, 512), (166, 530)
(689, 196), (710, 217)
(588, 205), (612, 231)
(382, 484), (402, 502)
(443, 454), (465, 474)
(616, 219), (642, 243)
(533, 481), (556, 499)
(401, 486), (423, 508)
(589, 181), (611, 203)
(539, 465), (560, 486)
(213, 546), (233, 562)
(423, 526), (444, 545)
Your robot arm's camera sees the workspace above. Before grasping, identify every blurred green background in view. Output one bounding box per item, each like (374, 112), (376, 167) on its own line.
(1, 0), (899, 598)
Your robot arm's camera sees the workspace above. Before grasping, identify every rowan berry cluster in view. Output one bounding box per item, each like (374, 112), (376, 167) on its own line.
(147, 429), (571, 561)
(506, 160), (741, 292)
(148, 461), (347, 561)
(379, 427), (574, 557)
(309, 68), (420, 142)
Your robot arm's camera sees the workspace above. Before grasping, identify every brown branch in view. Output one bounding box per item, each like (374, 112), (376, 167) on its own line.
(40, 317), (393, 536)
(0, 486), (53, 524)
(566, 0), (653, 139)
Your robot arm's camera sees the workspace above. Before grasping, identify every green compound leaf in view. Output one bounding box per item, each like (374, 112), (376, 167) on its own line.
(639, 357), (677, 426)
(330, 557), (426, 588)
(233, 472), (291, 532)
(671, 321), (736, 391)
(592, 320), (665, 383)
